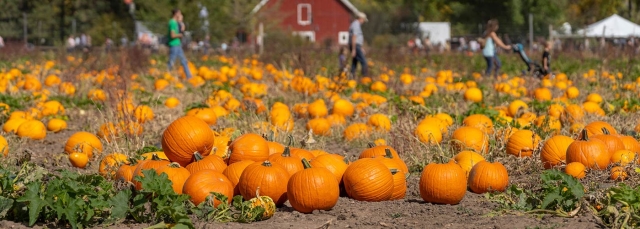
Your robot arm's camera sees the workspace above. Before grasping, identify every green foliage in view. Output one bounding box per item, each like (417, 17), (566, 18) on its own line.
(131, 170), (194, 229)
(136, 145), (163, 155)
(597, 183), (640, 228)
(194, 194), (266, 223)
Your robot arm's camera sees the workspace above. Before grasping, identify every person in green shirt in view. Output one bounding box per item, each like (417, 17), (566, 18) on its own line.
(167, 9), (193, 79)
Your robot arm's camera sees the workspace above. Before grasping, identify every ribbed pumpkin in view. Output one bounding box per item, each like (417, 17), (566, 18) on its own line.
(222, 160), (254, 196)
(610, 166), (628, 181)
(99, 153), (129, 179)
(582, 121), (617, 137)
(211, 134), (231, 161)
(161, 116), (214, 167)
(186, 108), (218, 126)
(267, 141), (285, 155)
(610, 150), (636, 166)
(116, 164), (136, 182)
(450, 127), (489, 154)
(182, 170), (234, 206)
(287, 159), (340, 213)
(468, 161), (509, 194)
(414, 123), (443, 144)
(309, 149), (329, 157)
(419, 161), (467, 205)
(566, 130), (610, 170)
(238, 161), (291, 206)
(462, 114), (494, 134)
(375, 154), (406, 200)
(618, 135), (640, 153)
(506, 130), (541, 157)
(565, 162), (586, 179)
(134, 105), (154, 123)
(342, 158), (394, 202)
(591, 128), (625, 158)
(289, 148), (315, 161)
(309, 154), (349, 182)
(64, 131), (103, 158)
(453, 151), (486, 178)
(156, 162), (191, 194)
(185, 152), (227, 174)
(269, 147), (303, 176)
(132, 154), (171, 190)
(540, 135), (574, 169)
(359, 145), (408, 173)
(228, 133), (270, 164)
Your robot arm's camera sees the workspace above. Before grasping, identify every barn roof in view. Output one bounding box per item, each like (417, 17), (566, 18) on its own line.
(251, 0), (361, 15)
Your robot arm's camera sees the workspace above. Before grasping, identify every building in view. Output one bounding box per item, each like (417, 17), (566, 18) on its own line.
(251, 0), (361, 46)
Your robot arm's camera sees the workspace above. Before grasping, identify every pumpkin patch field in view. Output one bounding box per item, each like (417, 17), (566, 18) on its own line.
(0, 51), (640, 229)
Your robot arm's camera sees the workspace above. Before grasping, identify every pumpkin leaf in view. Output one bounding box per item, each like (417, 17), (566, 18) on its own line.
(0, 196), (14, 218)
(16, 181), (44, 226)
(108, 189), (132, 223)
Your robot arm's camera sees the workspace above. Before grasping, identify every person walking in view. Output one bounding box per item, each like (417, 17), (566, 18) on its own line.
(481, 19), (511, 77)
(349, 12), (368, 79)
(167, 9), (193, 80)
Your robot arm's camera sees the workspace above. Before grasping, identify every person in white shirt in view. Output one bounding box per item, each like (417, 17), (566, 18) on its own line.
(0, 36), (4, 48)
(67, 35), (76, 52)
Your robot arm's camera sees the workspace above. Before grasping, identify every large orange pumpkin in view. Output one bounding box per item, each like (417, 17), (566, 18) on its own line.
(182, 170), (234, 206)
(566, 130), (610, 170)
(540, 135), (574, 169)
(309, 154), (349, 182)
(228, 133), (270, 164)
(342, 158), (394, 202)
(419, 161), (467, 204)
(238, 161), (291, 206)
(287, 159), (340, 213)
(506, 130), (541, 157)
(222, 160), (254, 196)
(161, 116), (214, 167)
(468, 161), (509, 194)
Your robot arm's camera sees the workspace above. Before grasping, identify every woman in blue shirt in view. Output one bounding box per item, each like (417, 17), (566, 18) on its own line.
(482, 19), (512, 77)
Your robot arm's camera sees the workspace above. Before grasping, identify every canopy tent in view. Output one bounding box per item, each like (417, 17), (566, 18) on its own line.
(575, 14), (640, 38)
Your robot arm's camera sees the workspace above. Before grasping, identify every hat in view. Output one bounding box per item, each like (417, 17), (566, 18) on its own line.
(356, 12), (368, 22)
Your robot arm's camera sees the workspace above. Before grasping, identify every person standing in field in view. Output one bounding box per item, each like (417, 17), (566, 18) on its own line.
(349, 12), (368, 79)
(480, 19), (511, 77)
(167, 8), (193, 80)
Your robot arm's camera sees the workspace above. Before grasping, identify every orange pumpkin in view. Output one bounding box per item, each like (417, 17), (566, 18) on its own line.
(591, 128), (625, 158)
(419, 161), (467, 205)
(186, 108), (218, 126)
(289, 148), (315, 161)
(566, 130), (610, 170)
(268, 147), (303, 176)
(132, 154), (171, 190)
(468, 161), (509, 194)
(375, 154), (407, 200)
(462, 114), (494, 134)
(267, 141), (285, 155)
(156, 162), (191, 194)
(453, 151), (486, 178)
(506, 130), (541, 157)
(99, 153), (129, 178)
(342, 158), (394, 202)
(116, 164), (136, 182)
(610, 166), (628, 181)
(222, 160), (254, 196)
(161, 116), (214, 167)
(185, 152), (227, 174)
(540, 135), (574, 169)
(287, 159), (340, 213)
(565, 162), (586, 179)
(309, 154), (349, 182)
(182, 170), (234, 206)
(64, 131), (103, 158)
(228, 133), (270, 164)
(610, 150), (636, 166)
(450, 127), (489, 154)
(618, 135), (640, 153)
(238, 161), (291, 206)
(582, 121), (617, 137)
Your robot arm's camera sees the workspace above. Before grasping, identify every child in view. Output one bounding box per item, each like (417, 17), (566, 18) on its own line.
(338, 46), (348, 71)
(541, 41), (552, 77)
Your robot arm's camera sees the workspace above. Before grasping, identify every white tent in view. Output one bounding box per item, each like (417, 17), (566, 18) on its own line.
(576, 14), (640, 37)
(418, 22), (451, 45)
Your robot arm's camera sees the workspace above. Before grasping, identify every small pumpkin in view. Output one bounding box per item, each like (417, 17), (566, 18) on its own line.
(99, 153), (129, 178)
(3, 118), (28, 134)
(419, 160), (467, 205)
(306, 118), (331, 136)
(468, 161), (509, 194)
(307, 99), (328, 118)
(368, 113), (392, 132)
(332, 99), (355, 117)
(132, 154), (171, 190)
(185, 152), (227, 174)
(610, 150), (636, 166)
(186, 108), (217, 126)
(342, 158), (394, 202)
(462, 114), (494, 134)
(161, 116), (214, 167)
(289, 147), (315, 161)
(133, 105), (154, 123)
(116, 164), (136, 182)
(450, 127), (489, 154)
(228, 133), (270, 164)
(565, 162), (586, 179)
(268, 147), (303, 176)
(287, 159), (340, 213)
(610, 166), (627, 181)
(69, 152), (89, 168)
(238, 160), (291, 206)
(618, 135), (640, 153)
(47, 118), (67, 133)
(566, 130), (610, 170)
(343, 123), (370, 141)
(453, 151), (486, 178)
(540, 135), (574, 169)
(0, 135), (8, 156)
(182, 170), (234, 206)
(506, 130), (541, 157)
(309, 154), (349, 182)
(374, 154), (407, 200)
(582, 121), (617, 137)
(65, 131), (103, 158)
(156, 162), (191, 194)
(248, 188), (276, 221)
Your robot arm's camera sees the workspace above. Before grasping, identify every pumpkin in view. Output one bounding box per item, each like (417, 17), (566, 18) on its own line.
(185, 152), (227, 174)
(360, 144), (400, 159)
(99, 153), (129, 178)
(326, 114), (347, 127)
(161, 116), (214, 167)
(306, 118), (331, 136)
(566, 130), (609, 170)
(419, 161), (467, 204)
(69, 152), (89, 168)
(248, 189), (276, 220)
(287, 159), (340, 213)
(16, 120), (46, 140)
(453, 151), (486, 178)
(368, 114), (391, 132)
(165, 97), (180, 108)
(269, 147), (303, 176)
(238, 161), (291, 206)
(540, 135), (574, 169)
(41, 100), (65, 116)
(610, 150), (636, 166)
(3, 118), (27, 134)
(155, 162), (191, 194)
(222, 160), (254, 196)
(618, 135), (640, 153)
(45, 118), (66, 133)
(508, 100), (528, 117)
(228, 133), (270, 164)
(342, 158), (394, 202)
(343, 123), (370, 141)
(186, 108), (217, 126)
(307, 99), (328, 118)
(468, 161), (509, 194)
(309, 154), (349, 182)
(463, 87), (483, 102)
(414, 123), (443, 144)
(463, 114), (494, 134)
(141, 152), (170, 161)
(0, 135), (8, 156)
(591, 128), (625, 158)
(374, 154), (407, 200)
(182, 170), (234, 206)
(64, 131), (103, 158)
(267, 141), (285, 155)
(116, 164), (136, 182)
(419, 117), (449, 133)
(332, 99), (354, 117)
(582, 121), (617, 137)
(309, 149), (329, 157)
(450, 127), (489, 154)
(133, 105), (154, 123)
(610, 166), (627, 181)
(506, 130), (541, 157)
(212, 134), (231, 161)
(289, 148), (315, 161)
(97, 122), (118, 142)
(563, 105), (584, 124)
(132, 154), (171, 190)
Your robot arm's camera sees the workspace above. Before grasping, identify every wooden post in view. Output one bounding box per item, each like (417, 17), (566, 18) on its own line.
(258, 22), (264, 55)
(529, 13), (533, 51)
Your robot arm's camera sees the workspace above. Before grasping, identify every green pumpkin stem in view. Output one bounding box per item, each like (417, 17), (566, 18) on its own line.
(390, 169), (398, 175)
(601, 127), (610, 135)
(282, 147), (291, 157)
(262, 160), (272, 167)
(302, 158), (312, 169)
(168, 162), (181, 168)
(367, 142), (376, 148)
(384, 148), (393, 159)
(193, 152), (204, 161)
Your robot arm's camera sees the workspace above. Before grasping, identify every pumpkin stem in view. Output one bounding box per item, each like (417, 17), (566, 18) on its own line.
(268, 130), (275, 142)
(367, 142), (376, 148)
(343, 157), (350, 165)
(282, 147), (291, 157)
(579, 129), (589, 141)
(287, 135), (294, 147)
(262, 160), (272, 167)
(193, 152), (204, 161)
(601, 127), (610, 135)
(390, 168), (399, 175)
(384, 148), (394, 159)
(302, 158), (312, 169)
(151, 153), (161, 161)
(168, 162), (181, 168)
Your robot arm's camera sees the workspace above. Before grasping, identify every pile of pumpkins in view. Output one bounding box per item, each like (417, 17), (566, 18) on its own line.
(2, 101), (68, 142)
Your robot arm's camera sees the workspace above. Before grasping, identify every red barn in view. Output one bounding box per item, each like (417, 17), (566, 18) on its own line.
(251, 0), (361, 46)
